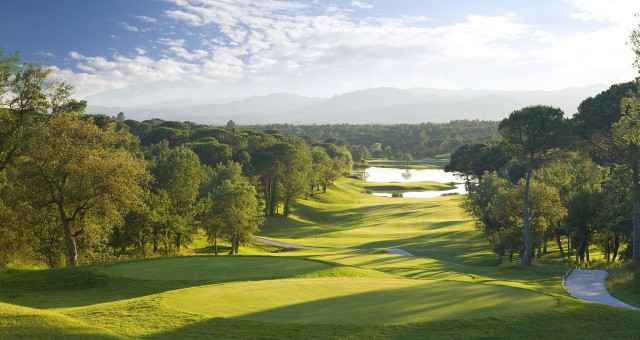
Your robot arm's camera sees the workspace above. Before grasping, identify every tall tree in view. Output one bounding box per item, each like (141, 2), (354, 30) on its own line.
(151, 145), (202, 251)
(0, 51), (81, 173)
(11, 115), (149, 266)
(574, 81), (640, 263)
(208, 178), (264, 254)
(612, 82), (640, 262)
(498, 105), (570, 265)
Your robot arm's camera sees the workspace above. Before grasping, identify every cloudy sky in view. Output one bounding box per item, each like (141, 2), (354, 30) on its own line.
(2, 0), (640, 106)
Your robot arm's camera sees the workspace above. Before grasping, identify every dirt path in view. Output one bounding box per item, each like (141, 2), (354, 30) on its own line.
(564, 269), (638, 310)
(254, 237), (413, 256)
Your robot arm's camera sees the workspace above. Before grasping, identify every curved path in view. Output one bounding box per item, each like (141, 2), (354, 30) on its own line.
(564, 269), (638, 310)
(254, 237), (413, 256)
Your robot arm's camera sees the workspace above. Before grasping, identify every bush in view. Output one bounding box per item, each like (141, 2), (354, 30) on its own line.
(391, 192), (403, 198)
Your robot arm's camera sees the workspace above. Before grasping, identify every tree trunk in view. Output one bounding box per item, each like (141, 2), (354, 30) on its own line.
(575, 241), (583, 264)
(556, 235), (565, 259)
(586, 244), (590, 262)
(496, 253), (503, 265)
(176, 232), (181, 251)
(613, 235), (620, 262)
(537, 244), (542, 259)
(234, 236), (239, 254)
(522, 156), (533, 266)
(633, 161), (639, 263)
(508, 252), (514, 263)
(153, 227), (158, 252)
(543, 238), (548, 254)
(214, 237), (218, 256)
(63, 222), (78, 266)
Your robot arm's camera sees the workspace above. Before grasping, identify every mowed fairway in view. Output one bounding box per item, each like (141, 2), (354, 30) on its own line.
(1, 177), (639, 338)
(259, 178), (494, 265)
(104, 256), (331, 281)
(163, 277), (556, 324)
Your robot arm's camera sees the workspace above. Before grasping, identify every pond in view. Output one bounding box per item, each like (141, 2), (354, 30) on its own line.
(361, 167), (466, 198)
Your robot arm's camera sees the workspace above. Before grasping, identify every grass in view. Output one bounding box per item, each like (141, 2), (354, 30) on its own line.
(103, 256), (331, 281)
(163, 277), (556, 324)
(1, 176), (639, 338)
(606, 263), (640, 308)
(362, 181), (455, 192)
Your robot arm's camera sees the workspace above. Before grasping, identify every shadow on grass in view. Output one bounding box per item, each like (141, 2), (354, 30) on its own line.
(142, 300), (640, 339)
(0, 256), (331, 309)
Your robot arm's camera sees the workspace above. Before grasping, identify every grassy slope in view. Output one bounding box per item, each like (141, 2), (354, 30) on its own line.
(362, 181), (455, 192)
(163, 277), (556, 324)
(1, 177), (639, 338)
(260, 178), (493, 265)
(606, 264), (640, 308)
(0, 302), (118, 339)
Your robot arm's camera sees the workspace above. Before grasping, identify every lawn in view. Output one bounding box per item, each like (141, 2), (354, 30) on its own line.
(1, 177), (639, 338)
(163, 277), (556, 324)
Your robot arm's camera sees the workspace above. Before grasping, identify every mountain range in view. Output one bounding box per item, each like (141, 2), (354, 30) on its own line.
(85, 85), (609, 125)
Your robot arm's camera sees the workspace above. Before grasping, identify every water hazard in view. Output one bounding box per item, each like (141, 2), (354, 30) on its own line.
(361, 167), (466, 198)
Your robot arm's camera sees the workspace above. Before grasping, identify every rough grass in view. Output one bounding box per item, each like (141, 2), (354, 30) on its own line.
(0, 302), (118, 339)
(606, 263), (640, 308)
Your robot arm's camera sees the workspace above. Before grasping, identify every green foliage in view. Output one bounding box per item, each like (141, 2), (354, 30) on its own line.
(8, 115), (149, 266)
(187, 138), (233, 167)
(151, 146), (202, 251)
(498, 105), (570, 161)
(445, 142), (509, 180)
(244, 120), (499, 158)
(401, 152), (413, 165)
(499, 105), (571, 265)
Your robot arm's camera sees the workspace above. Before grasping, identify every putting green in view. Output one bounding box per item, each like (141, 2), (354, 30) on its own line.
(163, 278), (557, 325)
(103, 256), (331, 281)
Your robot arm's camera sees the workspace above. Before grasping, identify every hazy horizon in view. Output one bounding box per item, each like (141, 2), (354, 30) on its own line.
(2, 0), (640, 108)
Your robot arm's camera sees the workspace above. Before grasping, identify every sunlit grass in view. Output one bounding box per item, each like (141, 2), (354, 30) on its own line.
(1, 177), (639, 338)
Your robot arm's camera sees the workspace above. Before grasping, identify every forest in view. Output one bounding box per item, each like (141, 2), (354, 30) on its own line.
(244, 121), (499, 158)
(446, 81), (640, 265)
(0, 50), (498, 268)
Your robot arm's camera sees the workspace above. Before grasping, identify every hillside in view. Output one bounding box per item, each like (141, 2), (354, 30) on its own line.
(86, 85), (608, 124)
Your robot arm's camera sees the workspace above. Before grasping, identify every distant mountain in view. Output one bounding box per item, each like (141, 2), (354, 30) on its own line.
(85, 84), (610, 124)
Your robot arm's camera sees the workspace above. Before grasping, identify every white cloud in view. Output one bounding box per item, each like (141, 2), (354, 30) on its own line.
(54, 0), (639, 105)
(122, 22), (149, 32)
(351, 1), (373, 9)
(122, 22), (140, 32)
(568, 0), (640, 25)
(36, 51), (55, 57)
(158, 38), (186, 47)
(135, 15), (157, 23)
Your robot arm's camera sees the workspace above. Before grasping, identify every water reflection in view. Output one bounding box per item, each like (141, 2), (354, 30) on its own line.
(400, 169), (412, 182)
(363, 167), (466, 198)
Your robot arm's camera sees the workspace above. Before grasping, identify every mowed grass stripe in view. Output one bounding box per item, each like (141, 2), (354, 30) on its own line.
(162, 277), (557, 325)
(102, 256), (332, 281)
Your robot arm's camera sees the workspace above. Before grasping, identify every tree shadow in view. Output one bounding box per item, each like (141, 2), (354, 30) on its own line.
(144, 280), (556, 338)
(0, 256), (330, 309)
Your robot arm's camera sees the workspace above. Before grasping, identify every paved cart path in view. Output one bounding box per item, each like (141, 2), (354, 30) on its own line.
(564, 269), (638, 310)
(254, 237), (413, 256)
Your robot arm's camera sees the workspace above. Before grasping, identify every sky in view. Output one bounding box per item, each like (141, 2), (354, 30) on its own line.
(2, 0), (640, 106)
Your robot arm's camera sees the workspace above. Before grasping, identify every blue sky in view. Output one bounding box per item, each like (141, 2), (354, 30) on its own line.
(2, 0), (639, 106)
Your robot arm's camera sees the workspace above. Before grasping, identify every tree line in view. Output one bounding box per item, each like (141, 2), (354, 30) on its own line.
(0, 51), (356, 267)
(242, 121), (499, 159)
(447, 80), (640, 265)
